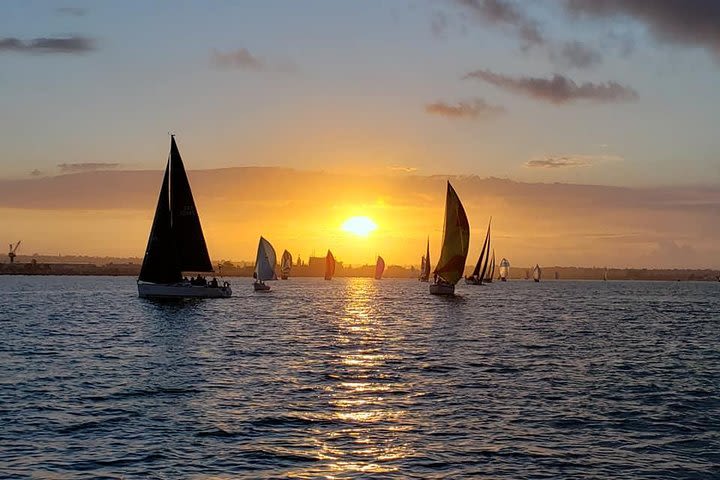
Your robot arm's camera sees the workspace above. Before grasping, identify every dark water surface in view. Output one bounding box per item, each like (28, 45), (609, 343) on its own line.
(1, 276), (718, 479)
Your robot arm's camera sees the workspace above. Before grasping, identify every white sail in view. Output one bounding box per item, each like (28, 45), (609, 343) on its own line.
(280, 250), (292, 277)
(254, 236), (277, 282)
(499, 258), (510, 281)
(533, 264), (541, 282)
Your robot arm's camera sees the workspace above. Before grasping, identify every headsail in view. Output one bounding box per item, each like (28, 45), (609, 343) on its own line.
(280, 250), (293, 277)
(139, 163), (182, 284)
(433, 182), (470, 285)
(254, 236), (277, 281)
(325, 250), (336, 280)
(168, 136), (213, 272)
(375, 256), (385, 280)
(471, 217), (492, 282)
(484, 249), (495, 283)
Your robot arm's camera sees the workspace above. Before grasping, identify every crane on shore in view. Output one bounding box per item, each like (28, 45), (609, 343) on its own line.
(8, 241), (21, 263)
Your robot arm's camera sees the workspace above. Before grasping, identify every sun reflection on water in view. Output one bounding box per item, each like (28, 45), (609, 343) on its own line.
(295, 278), (413, 477)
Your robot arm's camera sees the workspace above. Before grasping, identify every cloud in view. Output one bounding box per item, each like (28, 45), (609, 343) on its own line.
(56, 7), (87, 16)
(0, 36), (94, 54)
(30, 169), (43, 177)
(564, 0), (720, 59)
(211, 48), (265, 70)
(464, 69), (638, 104)
(57, 163), (120, 173)
(425, 98), (505, 119)
(455, 0), (544, 47)
(553, 41), (603, 69)
(388, 165), (418, 173)
(525, 154), (623, 168)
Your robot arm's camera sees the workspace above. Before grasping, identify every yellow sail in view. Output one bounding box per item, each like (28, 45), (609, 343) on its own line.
(433, 181), (470, 285)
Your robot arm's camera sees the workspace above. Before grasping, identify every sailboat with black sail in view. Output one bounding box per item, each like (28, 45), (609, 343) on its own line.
(280, 250), (292, 280)
(466, 217), (491, 285)
(419, 238), (431, 282)
(138, 136), (231, 298)
(430, 181), (470, 295)
(484, 249), (495, 283)
(253, 236), (277, 291)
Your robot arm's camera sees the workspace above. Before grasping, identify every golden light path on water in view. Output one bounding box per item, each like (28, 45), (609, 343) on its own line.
(290, 278), (413, 477)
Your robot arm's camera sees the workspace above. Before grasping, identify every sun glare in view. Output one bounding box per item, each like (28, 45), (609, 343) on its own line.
(341, 216), (377, 237)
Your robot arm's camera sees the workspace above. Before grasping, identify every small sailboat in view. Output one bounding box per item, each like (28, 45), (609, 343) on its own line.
(325, 250), (336, 280)
(466, 217), (491, 285)
(603, 267), (608, 281)
(138, 135), (231, 298)
(430, 182), (470, 295)
(375, 256), (385, 280)
(554, 271), (559, 280)
(419, 238), (431, 282)
(484, 249), (495, 283)
(280, 250), (292, 280)
(499, 258), (510, 281)
(253, 236), (277, 291)
(533, 264), (541, 282)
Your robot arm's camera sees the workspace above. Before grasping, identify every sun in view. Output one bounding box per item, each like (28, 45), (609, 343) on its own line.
(341, 216), (377, 237)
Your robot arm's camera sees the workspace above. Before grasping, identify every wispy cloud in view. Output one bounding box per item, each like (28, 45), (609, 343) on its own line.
(425, 98), (505, 119)
(56, 7), (87, 17)
(58, 163), (120, 173)
(525, 154), (623, 168)
(455, 0), (544, 47)
(464, 69), (638, 104)
(30, 169), (43, 177)
(211, 48), (265, 71)
(388, 165), (418, 173)
(565, 0), (720, 60)
(0, 36), (95, 54)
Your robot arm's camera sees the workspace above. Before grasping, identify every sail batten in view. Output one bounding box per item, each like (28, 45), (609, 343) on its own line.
(433, 182), (470, 285)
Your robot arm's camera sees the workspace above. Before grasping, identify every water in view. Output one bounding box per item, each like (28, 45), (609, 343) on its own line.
(1, 276), (718, 479)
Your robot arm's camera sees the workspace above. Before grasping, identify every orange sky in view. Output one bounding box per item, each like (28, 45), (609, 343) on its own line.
(1, 168), (718, 269)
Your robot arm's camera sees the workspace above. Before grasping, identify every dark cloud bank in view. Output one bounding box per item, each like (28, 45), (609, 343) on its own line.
(0, 36), (94, 54)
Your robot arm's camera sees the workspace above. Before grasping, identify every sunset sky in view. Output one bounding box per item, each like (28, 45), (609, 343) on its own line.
(1, 1), (719, 268)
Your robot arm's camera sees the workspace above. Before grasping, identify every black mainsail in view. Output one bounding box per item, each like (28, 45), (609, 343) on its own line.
(470, 218), (491, 282)
(139, 136), (213, 284)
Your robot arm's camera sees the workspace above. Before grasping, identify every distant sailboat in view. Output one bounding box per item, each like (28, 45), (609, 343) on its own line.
(466, 218), (491, 285)
(430, 182), (470, 295)
(484, 249), (495, 283)
(375, 256), (385, 280)
(280, 250), (292, 280)
(419, 238), (431, 282)
(137, 136), (231, 298)
(603, 267), (608, 281)
(325, 250), (336, 280)
(554, 271), (559, 280)
(253, 236), (277, 291)
(533, 264), (541, 282)
(499, 258), (510, 282)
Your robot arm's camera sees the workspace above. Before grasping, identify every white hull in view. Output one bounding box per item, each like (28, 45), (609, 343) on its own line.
(429, 283), (455, 295)
(138, 282), (231, 298)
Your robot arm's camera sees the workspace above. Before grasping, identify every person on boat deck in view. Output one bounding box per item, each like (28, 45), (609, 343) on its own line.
(210, 277), (218, 288)
(433, 273), (438, 283)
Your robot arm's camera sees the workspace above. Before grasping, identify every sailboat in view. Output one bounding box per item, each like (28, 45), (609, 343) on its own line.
(430, 182), (470, 295)
(280, 250), (292, 280)
(603, 267), (608, 281)
(484, 249), (495, 283)
(499, 258), (510, 281)
(253, 236), (277, 291)
(375, 256), (385, 280)
(137, 136), (231, 298)
(419, 238), (431, 282)
(533, 264), (541, 282)
(466, 218), (491, 285)
(325, 250), (336, 280)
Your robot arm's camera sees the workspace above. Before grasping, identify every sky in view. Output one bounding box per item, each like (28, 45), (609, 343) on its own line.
(1, 1), (719, 267)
